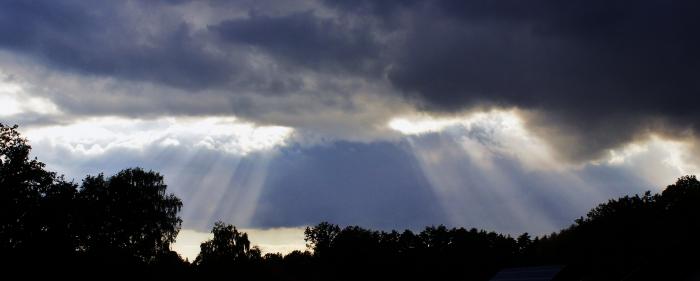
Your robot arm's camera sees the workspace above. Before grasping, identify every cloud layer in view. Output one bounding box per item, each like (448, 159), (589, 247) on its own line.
(2, 0), (699, 161)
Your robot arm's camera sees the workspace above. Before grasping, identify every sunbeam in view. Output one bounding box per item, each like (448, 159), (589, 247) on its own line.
(216, 152), (275, 227)
(18, 115), (294, 232)
(395, 110), (630, 234)
(181, 152), (242, 230)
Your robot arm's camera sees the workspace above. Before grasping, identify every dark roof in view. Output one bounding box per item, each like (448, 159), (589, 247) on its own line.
(489, 265), (565, 281)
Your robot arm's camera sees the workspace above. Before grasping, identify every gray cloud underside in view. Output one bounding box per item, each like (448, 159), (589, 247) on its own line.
(2, 0), (699, 161)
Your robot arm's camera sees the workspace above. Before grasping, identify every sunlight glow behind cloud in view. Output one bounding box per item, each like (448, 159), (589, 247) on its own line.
(388, 110), (699, 189)
(388, 110), (561, 171)
(603, 136), (699, 187)
(0, 75), (60, 116)
(23, 117), (294, 156)
(388, 110), (527, 138)
(388, 116), (463, 135)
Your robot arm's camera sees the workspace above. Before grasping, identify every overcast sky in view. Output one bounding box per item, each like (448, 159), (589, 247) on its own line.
(1, 0), (699, 258)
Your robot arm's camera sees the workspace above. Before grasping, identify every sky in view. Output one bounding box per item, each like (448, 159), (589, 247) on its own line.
(1, 0), (699, 260)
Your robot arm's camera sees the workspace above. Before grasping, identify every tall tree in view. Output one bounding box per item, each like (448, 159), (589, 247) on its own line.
(0, 123), (74, 251)
(77, 168), (183, 263)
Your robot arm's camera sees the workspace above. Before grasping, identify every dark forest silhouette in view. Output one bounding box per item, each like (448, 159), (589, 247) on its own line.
(1, 122), (699, 280)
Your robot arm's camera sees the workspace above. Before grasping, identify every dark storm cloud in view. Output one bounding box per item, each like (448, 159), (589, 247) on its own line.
(0, 0), (232, 89)
(210, 10), (383, 74)
(373, 0), (700, 160)
(317, 0), (700, 160)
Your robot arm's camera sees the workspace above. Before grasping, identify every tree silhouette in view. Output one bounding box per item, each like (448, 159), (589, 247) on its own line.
(304, 221), (340, 258)
(301, 222), (522, 280)
(0, 123), (80, 270)
(1, 123), (60, 249)
(1, 123), (185, 275)
(77, 168), (183, 264)
(194, 221), (261, 274)
(528, 175), (700, 280)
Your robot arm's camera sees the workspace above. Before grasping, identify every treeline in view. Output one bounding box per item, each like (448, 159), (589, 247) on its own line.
(2, 123), (699, 280)
(293, 177), (700, 281)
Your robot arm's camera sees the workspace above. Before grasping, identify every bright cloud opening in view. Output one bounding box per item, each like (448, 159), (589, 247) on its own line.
(23, 116), (294, 156)
(387, 110), (528, 137)
(388, 116), (463, 135)
(388, 110), (563, 171)
(603, 136), (700, 187)
(0, 76), (60, 116)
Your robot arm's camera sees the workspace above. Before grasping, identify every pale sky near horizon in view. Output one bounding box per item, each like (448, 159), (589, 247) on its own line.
(173, 228), (307, 262)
